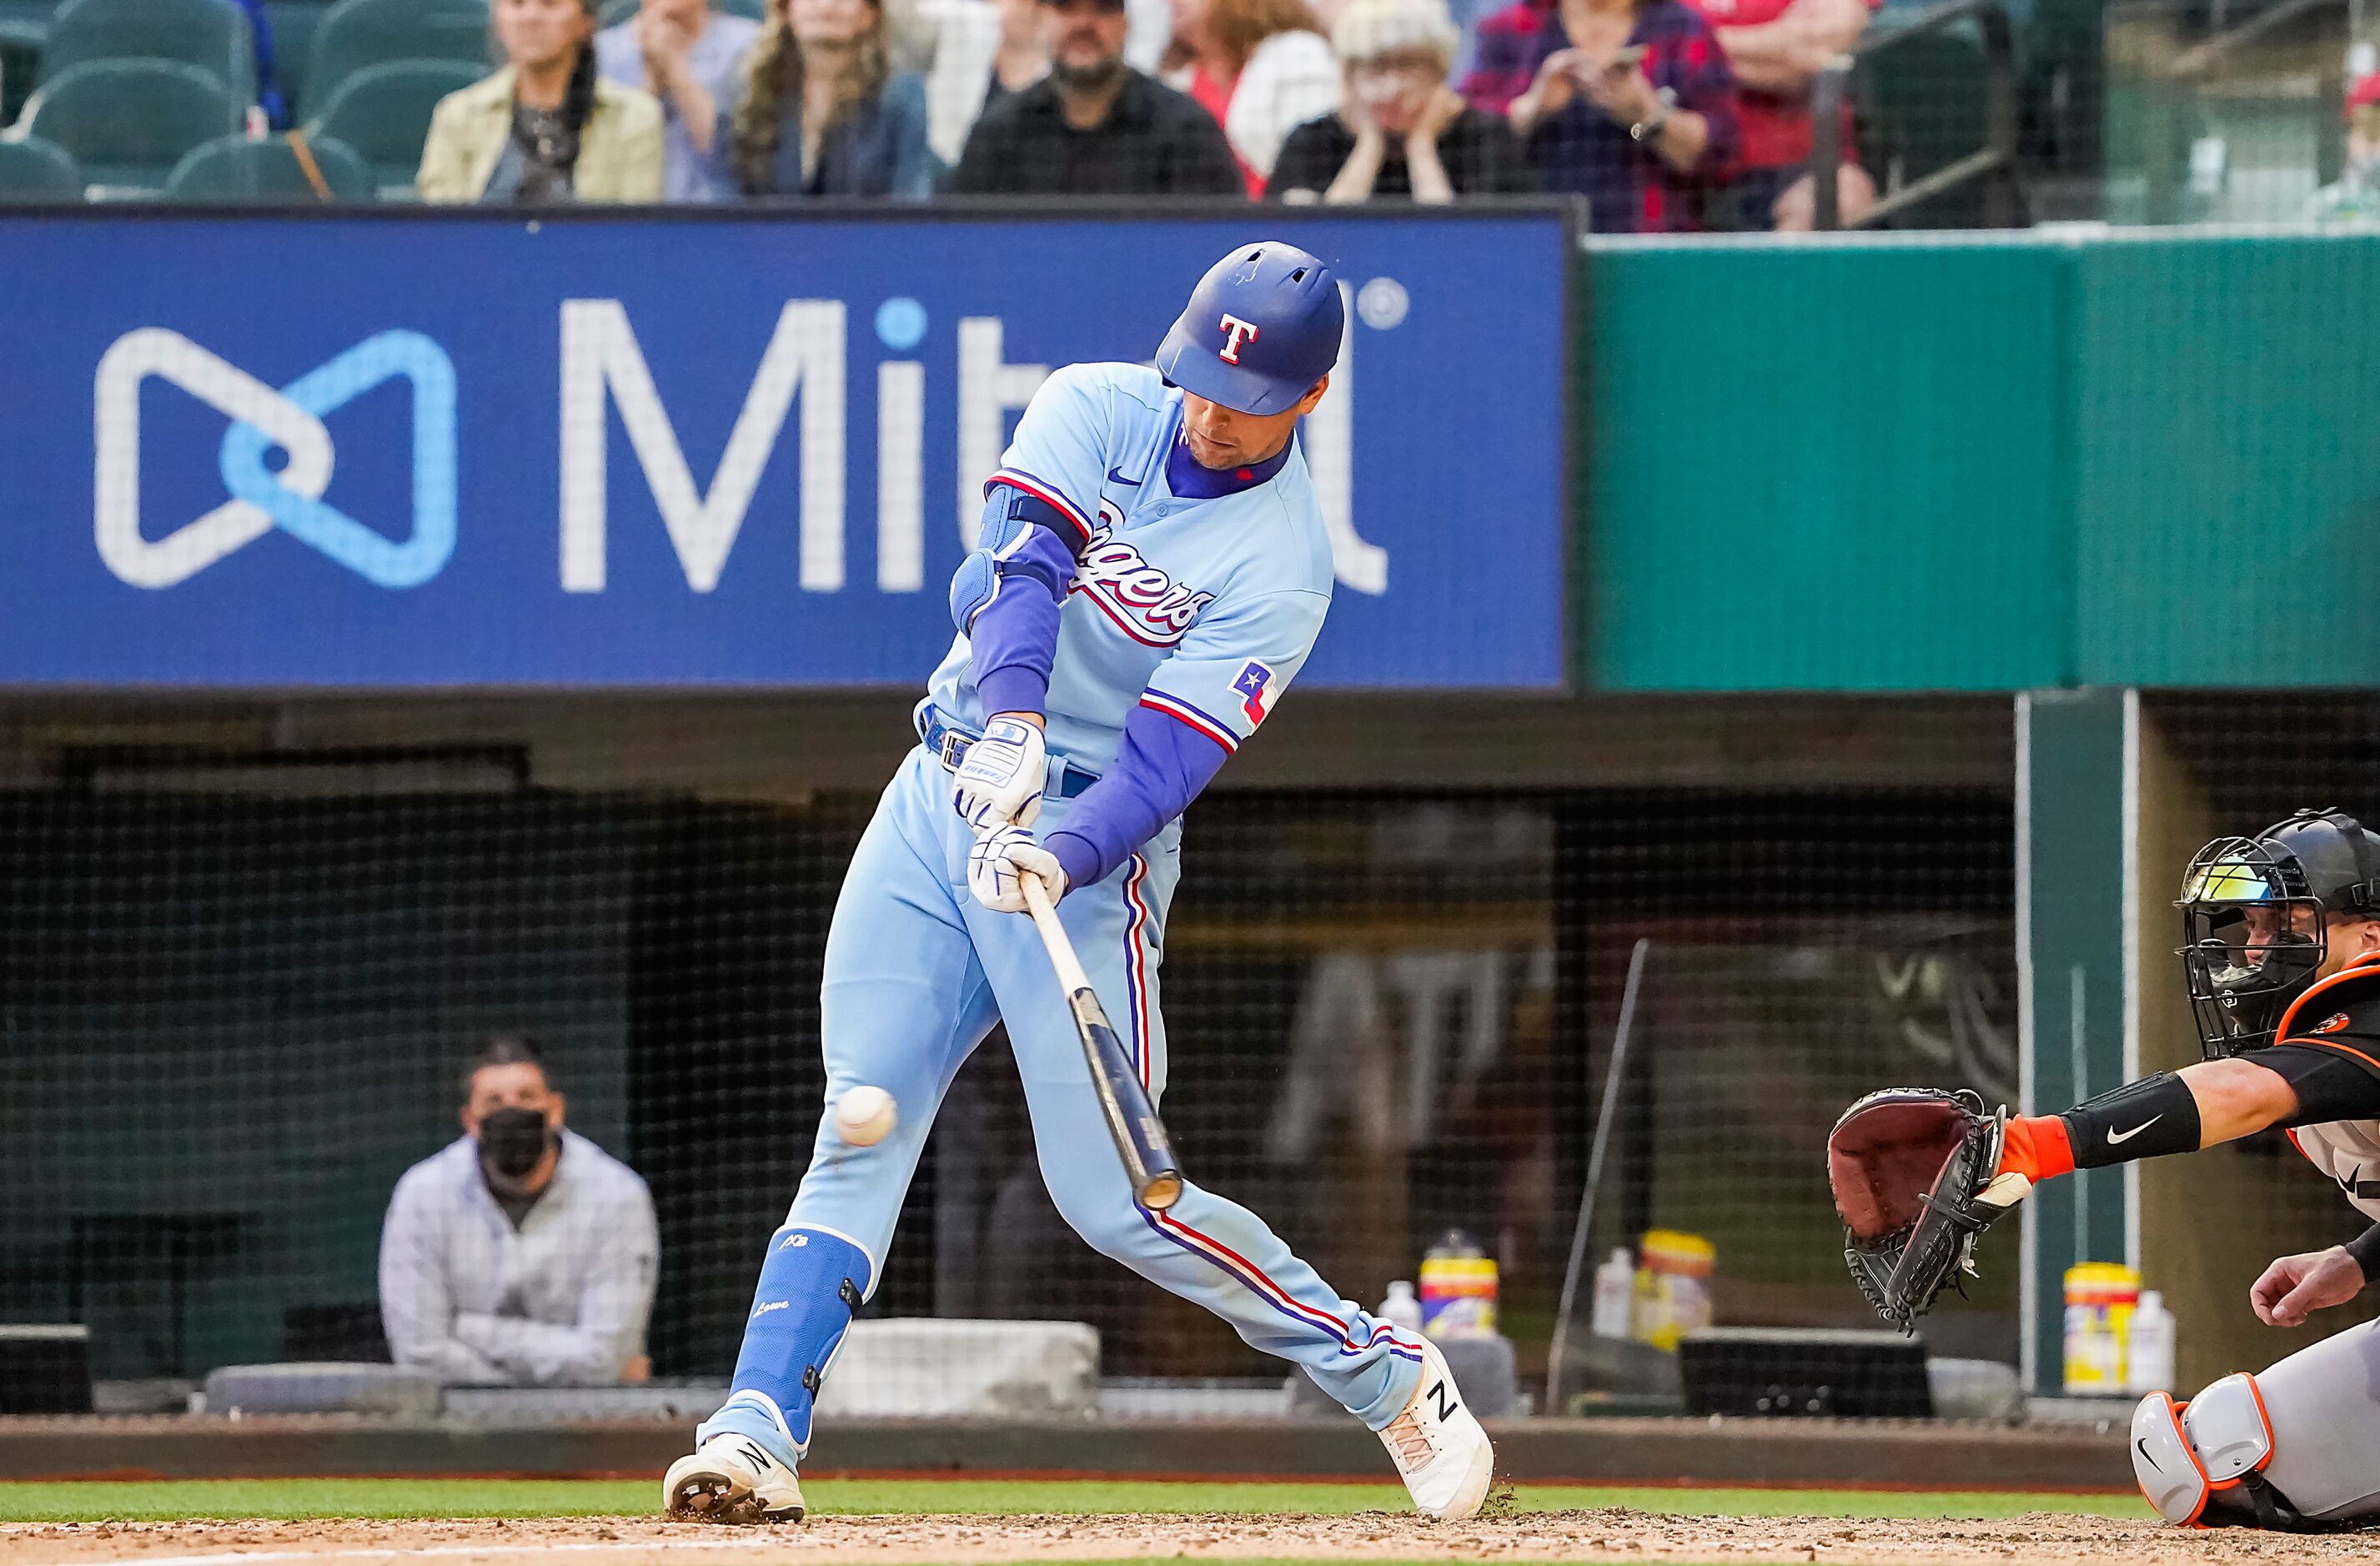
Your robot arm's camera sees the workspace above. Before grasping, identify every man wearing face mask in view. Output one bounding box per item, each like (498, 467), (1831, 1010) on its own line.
(379, 1036), (659, 1385)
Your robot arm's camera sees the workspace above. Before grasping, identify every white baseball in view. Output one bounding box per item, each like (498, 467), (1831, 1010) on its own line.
(832, 1085), (897, 1147)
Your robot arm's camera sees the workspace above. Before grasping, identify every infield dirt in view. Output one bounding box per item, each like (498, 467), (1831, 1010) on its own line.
(0, 1510), (2365, 1566)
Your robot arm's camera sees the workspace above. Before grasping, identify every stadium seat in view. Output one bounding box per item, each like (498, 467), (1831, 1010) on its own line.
(304, 58), (485, 193)
(301, 0), (488, 123)
(165, 130), (374, 199)
(266, 0), (328, 114)
(38, 0), (256, 101)
(23, 58), (244, 194)
(0, 18), (41, 125)
(0, 133), (81, 198)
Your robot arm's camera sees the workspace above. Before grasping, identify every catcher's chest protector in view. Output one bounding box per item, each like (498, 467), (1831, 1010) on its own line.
(2286, 1120), (2380, 1225)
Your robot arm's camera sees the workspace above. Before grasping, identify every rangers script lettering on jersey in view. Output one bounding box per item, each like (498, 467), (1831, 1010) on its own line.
(925, 362), (1333, 775)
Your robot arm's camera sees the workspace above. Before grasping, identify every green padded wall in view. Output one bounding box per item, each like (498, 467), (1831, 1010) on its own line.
(1580, 230), (2380, 694)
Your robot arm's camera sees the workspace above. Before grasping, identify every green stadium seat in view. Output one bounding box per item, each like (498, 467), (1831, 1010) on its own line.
(1857, 27), (1996, 228)
(0, 18), (42, 125)
(0, 133), (81, 198)
(38, 0), (256, 101)
(164, 130), (374, 199)
(23, 58), (244, 194)
(304, 58), (485, 193)
(302, 0), (488, 122)
(266, 0), (328, 114)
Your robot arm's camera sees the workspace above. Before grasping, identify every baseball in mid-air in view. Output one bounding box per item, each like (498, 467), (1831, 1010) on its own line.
(832, 1085), (897, 1147)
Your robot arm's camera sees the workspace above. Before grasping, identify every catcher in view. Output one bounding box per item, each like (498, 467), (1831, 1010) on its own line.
(1829, 808), (2380, 1530)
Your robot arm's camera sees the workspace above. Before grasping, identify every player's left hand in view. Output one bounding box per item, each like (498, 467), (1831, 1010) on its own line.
(952, 715), (1047, 831)
(2252, 1246), (2367, 1327)
(968, 824), (1067, 913)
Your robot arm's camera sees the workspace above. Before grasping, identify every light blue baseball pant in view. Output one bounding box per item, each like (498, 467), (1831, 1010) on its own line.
(700, 749), (1423, 1460)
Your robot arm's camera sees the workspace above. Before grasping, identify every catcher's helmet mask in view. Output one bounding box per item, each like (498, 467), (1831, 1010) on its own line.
(2178, 807), (2380, 1058)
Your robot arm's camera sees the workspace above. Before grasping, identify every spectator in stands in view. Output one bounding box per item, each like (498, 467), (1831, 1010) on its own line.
(703, 0), (938, 196)
(949, 0), (1243, 193)
(1268, 0), (1532, 200)
(1462, 0), (1735, 233)
(922, 0), (1049, 168)
(379, 1036), (658, 1385)
(1682, 0), (1872, 228)
(418, 0), (665, 201)
(1167, 0), (1338, 191)
(2304, 73), (2380, 223)
(596, 0), (762, 200)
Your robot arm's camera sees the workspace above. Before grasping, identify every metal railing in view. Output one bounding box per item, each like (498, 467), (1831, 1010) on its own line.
(1810, 0), (2026, 229)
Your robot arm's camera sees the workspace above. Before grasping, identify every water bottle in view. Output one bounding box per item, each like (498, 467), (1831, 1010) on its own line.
(1591, 1247), (1634, 1340)
(1378, 1279), (1423, 1336)
(1418, 1228), (1498, 1339)
(2128, 1289), (2176, 1394)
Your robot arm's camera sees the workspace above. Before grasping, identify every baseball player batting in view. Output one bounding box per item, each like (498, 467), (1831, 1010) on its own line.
(663, 243), (1495, 1526)
(1830, 807), (2380, 1530)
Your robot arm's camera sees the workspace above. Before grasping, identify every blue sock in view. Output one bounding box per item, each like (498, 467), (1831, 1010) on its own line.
(696, 1225), (873, 1464)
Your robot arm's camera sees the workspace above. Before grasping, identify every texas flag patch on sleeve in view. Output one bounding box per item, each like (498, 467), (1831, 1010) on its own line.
(1232, 660), (1277, 727)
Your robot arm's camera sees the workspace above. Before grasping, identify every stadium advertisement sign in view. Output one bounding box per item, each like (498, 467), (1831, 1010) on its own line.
(0, 210), (1567, 690)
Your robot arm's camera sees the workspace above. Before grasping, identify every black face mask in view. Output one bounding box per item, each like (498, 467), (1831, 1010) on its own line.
(479, 1106), (555, 1182)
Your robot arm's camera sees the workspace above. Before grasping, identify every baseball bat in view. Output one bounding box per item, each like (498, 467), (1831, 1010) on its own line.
(1020, 871), (1183, 1212)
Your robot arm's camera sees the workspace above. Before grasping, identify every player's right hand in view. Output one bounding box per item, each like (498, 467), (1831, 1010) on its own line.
(2252, 1246), (2367, 1327)
(968, 825), (1066, 913)
(952, 715), (1046, 832)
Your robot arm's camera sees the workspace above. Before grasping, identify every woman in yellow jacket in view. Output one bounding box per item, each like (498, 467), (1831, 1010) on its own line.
(418, 0), (666, 202)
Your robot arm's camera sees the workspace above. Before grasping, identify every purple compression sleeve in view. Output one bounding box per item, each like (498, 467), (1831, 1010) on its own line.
(1044, 704), (1228, 890)
(964, 485), (1082, 719)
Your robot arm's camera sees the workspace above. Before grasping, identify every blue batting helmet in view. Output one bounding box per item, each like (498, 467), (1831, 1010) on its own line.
(1155, 243), (1343, 416)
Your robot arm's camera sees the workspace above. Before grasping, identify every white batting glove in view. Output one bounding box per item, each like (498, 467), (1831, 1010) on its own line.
(952, 716), (1046, 831)
(968, 824), (1067, 913)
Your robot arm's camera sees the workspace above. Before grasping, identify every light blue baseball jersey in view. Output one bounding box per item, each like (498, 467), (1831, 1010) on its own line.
(922, 363), (1334, 773)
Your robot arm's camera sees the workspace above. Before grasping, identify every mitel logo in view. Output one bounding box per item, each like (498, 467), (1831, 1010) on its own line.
(93, 328), (458, 590)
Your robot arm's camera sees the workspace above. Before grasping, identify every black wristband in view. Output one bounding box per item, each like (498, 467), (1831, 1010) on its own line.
(2346, 1225), (2380, 1284)
(2061, 1072), (2203, 1168)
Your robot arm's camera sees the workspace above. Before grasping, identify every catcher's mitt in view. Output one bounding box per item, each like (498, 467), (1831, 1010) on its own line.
(1825, 1087), (2016, 1331)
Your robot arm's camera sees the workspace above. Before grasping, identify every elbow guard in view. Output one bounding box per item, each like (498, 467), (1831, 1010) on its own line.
(950, 549), (998, 633)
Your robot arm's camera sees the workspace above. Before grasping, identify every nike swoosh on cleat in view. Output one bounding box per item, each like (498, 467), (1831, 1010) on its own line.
(2136, 1437), (2159, 1469)
(2108, 1116), (2161, 1145)
(1106, 467), (1142, 486)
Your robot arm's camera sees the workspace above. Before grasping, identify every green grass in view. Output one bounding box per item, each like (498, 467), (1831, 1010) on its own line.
(0, 1478), (2142, 1525)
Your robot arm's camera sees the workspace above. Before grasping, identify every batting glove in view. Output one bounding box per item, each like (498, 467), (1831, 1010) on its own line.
(952, 716), (1046, 831)
(968, 824), (1066, 913)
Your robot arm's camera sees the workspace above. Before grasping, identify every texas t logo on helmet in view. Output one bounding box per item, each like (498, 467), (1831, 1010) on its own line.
(1217, 314), (1260, 364)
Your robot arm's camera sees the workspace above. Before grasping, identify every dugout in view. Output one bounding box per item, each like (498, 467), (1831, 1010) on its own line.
(0, 688), (2016, 1394)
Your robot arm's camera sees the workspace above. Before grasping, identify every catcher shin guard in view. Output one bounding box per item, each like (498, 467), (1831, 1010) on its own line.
(2132, 1375), (2292, 1529)
(1827, 1089), (2024, 1330)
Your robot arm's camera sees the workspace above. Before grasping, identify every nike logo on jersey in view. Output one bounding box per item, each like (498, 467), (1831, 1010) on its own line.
(1070, 525), (1213, 646)
(1106, 466), (1142, 487)
(2107, 1116), (2161, 1145)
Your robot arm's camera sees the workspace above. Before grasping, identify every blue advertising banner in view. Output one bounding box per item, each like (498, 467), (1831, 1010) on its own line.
(0, 209), (1568, 689)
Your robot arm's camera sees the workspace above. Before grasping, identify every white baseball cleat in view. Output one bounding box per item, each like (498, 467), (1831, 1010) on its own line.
(1378, 1338), (1495, 1521)
(663, 1433), (806, 1524)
